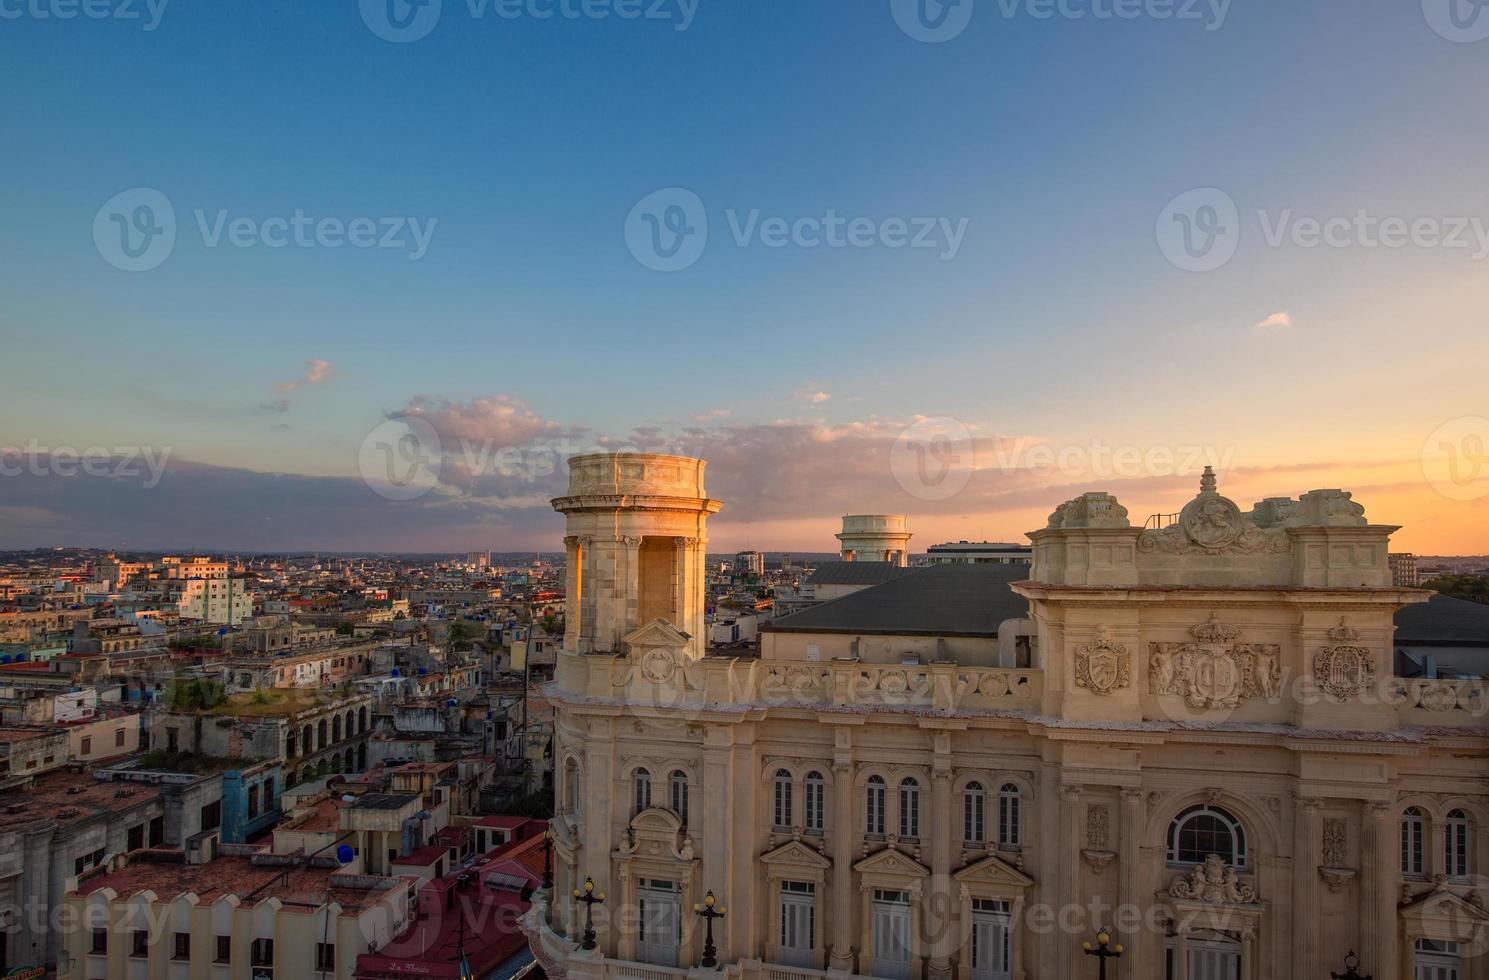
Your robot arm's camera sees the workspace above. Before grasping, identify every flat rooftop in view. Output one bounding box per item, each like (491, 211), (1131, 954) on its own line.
(0, 768), (166, 829)
(76, 854), (398, 911)
(352, 793), (419, 810)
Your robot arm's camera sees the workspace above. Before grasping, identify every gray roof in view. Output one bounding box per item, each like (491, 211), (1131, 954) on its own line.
(769, 563), (1029, 636)
(805, 561), (921, 587)
(1394, 594), (1489, 646)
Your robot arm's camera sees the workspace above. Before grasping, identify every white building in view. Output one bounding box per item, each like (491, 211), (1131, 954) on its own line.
(837, 515), (912, 566)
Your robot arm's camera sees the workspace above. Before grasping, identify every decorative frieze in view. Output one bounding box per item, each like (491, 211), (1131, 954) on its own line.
(1149, 613), (1282, 708)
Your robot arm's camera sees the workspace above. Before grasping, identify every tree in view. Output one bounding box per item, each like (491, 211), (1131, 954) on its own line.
(447, 620), (478, 652)
(1423, 574), (1489, 605)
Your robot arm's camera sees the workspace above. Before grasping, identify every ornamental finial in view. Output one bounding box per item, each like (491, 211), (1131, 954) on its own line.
(1200, 465), (1217, 494)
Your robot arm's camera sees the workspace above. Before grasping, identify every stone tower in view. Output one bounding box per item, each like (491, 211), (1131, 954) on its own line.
(552, 453), (721, 659)
(836, 513), (911, 565)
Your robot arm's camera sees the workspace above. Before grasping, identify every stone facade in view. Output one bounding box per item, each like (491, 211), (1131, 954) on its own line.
(527, 460), (1489, 980)
(837, 514), (912, 566)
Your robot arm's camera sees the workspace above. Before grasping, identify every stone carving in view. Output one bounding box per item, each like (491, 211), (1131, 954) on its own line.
(1073, 628), (1131, 696)
(1138, 467), (1291, 555)
(1247, 496), (1300, 528)
(1290, 489), (1367, 527)
(1047, 492), (1130, 529)
(1321, 817), (1348, 867)
(1149, 614), (1282, 708)
(639, 648), (678, 683)
(1168, 855), (1258, 904)
(1086, 804), (1110, 848)
(1313, 619), (1377, 701)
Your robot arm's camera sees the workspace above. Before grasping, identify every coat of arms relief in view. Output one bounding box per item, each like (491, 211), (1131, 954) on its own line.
(1073, 627), (1131, 696)
(1312, 618), (1377, 701)
(1148, 613), (1282, 709)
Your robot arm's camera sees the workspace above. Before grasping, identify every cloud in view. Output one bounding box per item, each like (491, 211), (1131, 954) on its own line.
(1252, 311), (1294, 333)
(275, 359), (334, 394)
(690, 408), (731, 422)
(791, 386), (832, 405)
(392, 394), (563, 447)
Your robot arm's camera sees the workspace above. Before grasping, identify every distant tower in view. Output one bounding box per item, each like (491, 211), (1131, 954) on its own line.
(837, 514), (911, 566)
(552, 453), (722, 659)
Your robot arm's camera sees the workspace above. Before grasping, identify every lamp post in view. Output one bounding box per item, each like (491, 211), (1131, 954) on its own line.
(542, 828), (554, 890)
(693, 890), (726, 968)
(1331, 951), (1372, 980)
(573, 876), (605, 951)
(1081, 928), (1123, 980)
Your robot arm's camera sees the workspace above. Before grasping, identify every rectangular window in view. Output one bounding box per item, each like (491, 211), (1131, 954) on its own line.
(173, 932), (190, 960)
(81, 736), (92, 755)
(149, 816), (164, 847)
(116, 728), (126, 747)
(91, 930), (107, 954)
(248, 785), (260, 820)
(251, 938), (274, 966)
(215, 936), (231, 963)
(316, 943), (335, 971)
(804, 776), (825, 833)
(132, 931), (148, 958)
(128, 825), (145, 852)
(867, 782), (886, 836)
(200, 800), (222, 831)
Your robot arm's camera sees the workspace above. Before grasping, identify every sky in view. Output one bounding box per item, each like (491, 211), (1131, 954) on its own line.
(2, 0), (1488, 553)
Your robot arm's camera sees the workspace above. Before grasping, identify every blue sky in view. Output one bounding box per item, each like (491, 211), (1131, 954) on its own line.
(3, 0), (1488, 551)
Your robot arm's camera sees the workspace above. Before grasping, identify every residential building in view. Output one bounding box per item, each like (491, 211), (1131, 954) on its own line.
(924, 540), (1033, 565)
(1391, 552), (1421, 587)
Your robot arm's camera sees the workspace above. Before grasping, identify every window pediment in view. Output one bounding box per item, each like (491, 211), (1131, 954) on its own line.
(854, 846), (930, 879)
(1400, 886), (1489, 946)
(760, 839), (832, 879)
(953, 853), (1034, 889)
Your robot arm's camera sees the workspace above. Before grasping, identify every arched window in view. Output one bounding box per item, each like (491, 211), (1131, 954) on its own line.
(773, 769), (794, 829)
(899, 778), (921, 839)
(866, 776), (886, 836)
(963, 782), (986, 844)
(805, 771), (826, 833)
(1168, 805), (1247, 867)
(634, 768), (652, 815)
(1446, 809), (1471, 878)
(998, 784), (1022, 847)
(1401, 807), (1426, 875)
(670, 771), (690, 828)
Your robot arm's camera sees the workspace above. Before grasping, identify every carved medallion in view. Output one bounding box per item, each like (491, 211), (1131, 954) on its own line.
(639, 648), (677, 683)
(1073, 628), (1131, 696)
(1312, 619), (1376, 701)
(1149, 613), (1282, 709)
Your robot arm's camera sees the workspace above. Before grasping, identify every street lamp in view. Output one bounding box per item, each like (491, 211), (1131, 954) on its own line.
(1331, 951), (1372, 980)
(541, 828), (554, 890)
(573, 876), (605, 951)
(1081, 928), (1123, 980)
(693, 890), (727, 968)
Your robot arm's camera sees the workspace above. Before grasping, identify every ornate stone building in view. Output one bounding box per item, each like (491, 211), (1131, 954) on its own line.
(525, 456), (1488, 980)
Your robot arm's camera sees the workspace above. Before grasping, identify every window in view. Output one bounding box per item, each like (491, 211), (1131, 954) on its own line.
(173, 932), (190, 960)
(201, 800), (222, 831)
(132, 931), (148, 957)
(805, 771), (826, 833)
(1168, 804), (1246, 867)
(866, 776), (886, 836)
(91, 930), (107, 954)
(899, 778), (921, 839)
(963, 782), (986, 844)
(316, 943), (335, 971)
(998, 784), (1023, 848)
(251, 938), (274, 966)
(215, 936), (231, 963)
(634, 768), (652, 815)
(248, 785), (260, 820)
(149, 816), (164, 847)
(669, 771), (689, 828)
(81, 736), (92, 755)
(1402, 807), (1426, 875)
(1446, 809), (1471, 878)
(774, 769), (794, 829)
(128, 824), (145, 852)
(115, 728), (126, 747)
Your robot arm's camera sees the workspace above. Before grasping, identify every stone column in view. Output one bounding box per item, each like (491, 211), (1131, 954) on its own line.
(1059, 785), (1083, 978)
(576, 535), (597, 653)
(928, 734), (954, 980)
(622, 536), (641, 636)
(1293, 797), (1321, 979)
(1174, 923), (1190, 980)
(1118, 788), (1144, 980)
(1360, 801), (1398, 979)
(830, 759), (856, 971)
